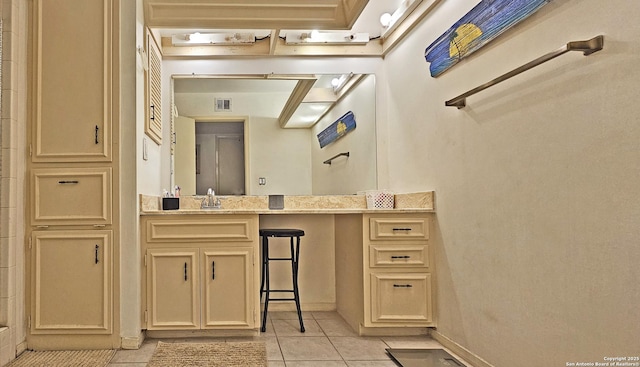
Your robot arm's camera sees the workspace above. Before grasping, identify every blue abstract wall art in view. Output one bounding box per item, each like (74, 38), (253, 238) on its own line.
(424, 0), (551, 78)
(317, 111), (356, 148)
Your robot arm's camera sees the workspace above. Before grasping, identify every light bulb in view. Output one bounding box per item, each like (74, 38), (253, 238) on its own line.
(331, 78), (340, 87)
(380, 13), (392, 27)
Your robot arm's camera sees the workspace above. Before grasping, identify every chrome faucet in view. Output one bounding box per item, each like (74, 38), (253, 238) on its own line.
(202, 188), (221, 209)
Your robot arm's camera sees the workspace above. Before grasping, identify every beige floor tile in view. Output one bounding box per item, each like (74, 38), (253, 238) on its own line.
(278, 336), (342, 361)
(273, 318), (323, 336)
(107, 364), (148, 367)
(267, 362), (286, 367)
(310, 311), (343, 320)
(316, 318), (358, 336)
(109, 341), (157, 363)
(264, 336), (284, 361)
(259, 318), (277, 337)
(267, 310), (311, 320)
(329, 337), (392, 361)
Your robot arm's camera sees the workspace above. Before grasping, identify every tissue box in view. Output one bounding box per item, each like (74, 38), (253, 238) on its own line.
(162, 197), (180, 210)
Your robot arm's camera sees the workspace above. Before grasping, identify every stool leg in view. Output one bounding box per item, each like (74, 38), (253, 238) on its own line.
(261, 238), (270, 332)
(291, 236), (305, 332)
(259, 236), (266, 300)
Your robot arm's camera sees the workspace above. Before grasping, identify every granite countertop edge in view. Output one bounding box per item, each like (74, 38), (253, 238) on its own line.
(140, 208), (435, 215)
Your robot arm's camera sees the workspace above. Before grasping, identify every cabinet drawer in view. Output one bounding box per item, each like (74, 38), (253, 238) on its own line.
(31, 167), (112, 226)
(369, 245), (429, 268)
(369, 218), (428, 241)
(369, 273), (432, 325)
(146, 217), (256, 243)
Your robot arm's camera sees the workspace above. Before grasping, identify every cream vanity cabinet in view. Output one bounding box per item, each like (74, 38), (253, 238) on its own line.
(365, 215), (433, 326)
(26, 0), (119, 349)
(141, 215), (260, 331)
(336, 213), (434, 333)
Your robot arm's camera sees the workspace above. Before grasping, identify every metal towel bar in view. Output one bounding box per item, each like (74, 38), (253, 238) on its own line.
(445, 35), (604, 109)
(323, 152), (350, 165)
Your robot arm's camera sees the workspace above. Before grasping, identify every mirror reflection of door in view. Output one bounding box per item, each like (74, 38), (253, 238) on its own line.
(195, 121), (245, 195)
(215, 135), (245, 195)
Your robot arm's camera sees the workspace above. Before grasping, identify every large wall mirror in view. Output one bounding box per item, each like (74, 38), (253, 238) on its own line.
(171, 74), (377, 196)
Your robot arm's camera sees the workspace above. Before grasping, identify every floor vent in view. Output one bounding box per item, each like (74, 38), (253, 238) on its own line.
(215, 98), (232, 112)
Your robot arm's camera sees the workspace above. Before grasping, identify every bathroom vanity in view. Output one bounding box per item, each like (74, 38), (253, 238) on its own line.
(140, 192), (436, 336)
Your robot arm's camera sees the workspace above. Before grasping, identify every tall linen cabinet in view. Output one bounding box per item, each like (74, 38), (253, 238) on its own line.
(26, 0), (121, 349)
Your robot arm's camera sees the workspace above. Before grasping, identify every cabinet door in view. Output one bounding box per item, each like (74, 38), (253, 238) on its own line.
(31, 230), (112, 334)
(201, 248), (254, 329)
(31, 0), (112, 162)
(369, 273), (432, 326)
(146, 249), (199, 330)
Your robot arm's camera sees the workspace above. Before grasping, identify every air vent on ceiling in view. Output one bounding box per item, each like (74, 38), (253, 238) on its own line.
(214, 98), (232, 112)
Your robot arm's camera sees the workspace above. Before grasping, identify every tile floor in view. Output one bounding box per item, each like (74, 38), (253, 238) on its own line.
(107, 311), (472, 367)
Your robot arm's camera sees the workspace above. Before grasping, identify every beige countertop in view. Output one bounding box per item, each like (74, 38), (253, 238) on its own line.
(139, 191), (435, 215)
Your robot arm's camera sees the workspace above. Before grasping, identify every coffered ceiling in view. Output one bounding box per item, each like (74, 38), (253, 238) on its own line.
(144, 0), (369, 30)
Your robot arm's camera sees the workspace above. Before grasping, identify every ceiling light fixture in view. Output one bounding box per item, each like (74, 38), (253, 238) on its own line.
(381, 0), (424, 38)
(172, 32), (256, 46)
(285, 32), (369, 45)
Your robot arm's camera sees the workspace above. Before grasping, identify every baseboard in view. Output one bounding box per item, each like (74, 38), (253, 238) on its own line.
(358, 325), (429, 337)
(265, 303), (336, 312)
(146, 329), (259, 339)
(121, 332), (145, 350)
(16, 341), (27, 356)
(430, 330), (494, 367)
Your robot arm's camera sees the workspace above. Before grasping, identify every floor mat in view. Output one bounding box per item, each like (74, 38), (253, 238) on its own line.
(147, 341), (267, 367)
(387, 348), (466, 367)
(7, 349), (115, 367)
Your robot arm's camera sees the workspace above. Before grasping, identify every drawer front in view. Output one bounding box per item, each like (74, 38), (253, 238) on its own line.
(146, 217), (256, 243)
(370, 273), (432, 325)
(369, 245), (429, 268)
(31, 167), (112, 226)
(369, 218), (429, 241)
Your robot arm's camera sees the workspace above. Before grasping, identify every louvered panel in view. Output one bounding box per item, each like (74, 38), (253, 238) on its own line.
(146, 32), (163, 144)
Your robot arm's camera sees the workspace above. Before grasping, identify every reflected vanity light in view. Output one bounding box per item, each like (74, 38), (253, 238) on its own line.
(331, 73), (353, 93)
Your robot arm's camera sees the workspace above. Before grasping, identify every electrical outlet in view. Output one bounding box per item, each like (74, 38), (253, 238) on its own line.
(258, 177), (266, 185)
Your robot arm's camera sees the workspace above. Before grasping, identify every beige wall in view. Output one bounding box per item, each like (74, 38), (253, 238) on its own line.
(382, 0), (640, 365)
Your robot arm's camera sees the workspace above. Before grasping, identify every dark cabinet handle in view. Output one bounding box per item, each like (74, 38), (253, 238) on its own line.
(392, 228), (412, 231)
(95, 125), (99, 144)
(212, 261), (215, 280)
(150, 105), (155, 120)
(184, 262), (188, 281)
(393, 284), (413, 288)
(391, 255), (411, 259)
(58, 180), (79, 184)
(95, 245), (99, 264)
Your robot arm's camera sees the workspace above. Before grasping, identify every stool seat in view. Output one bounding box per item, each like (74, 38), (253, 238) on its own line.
(260, 229), (305, 237)
(259, 228), (305, 333)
